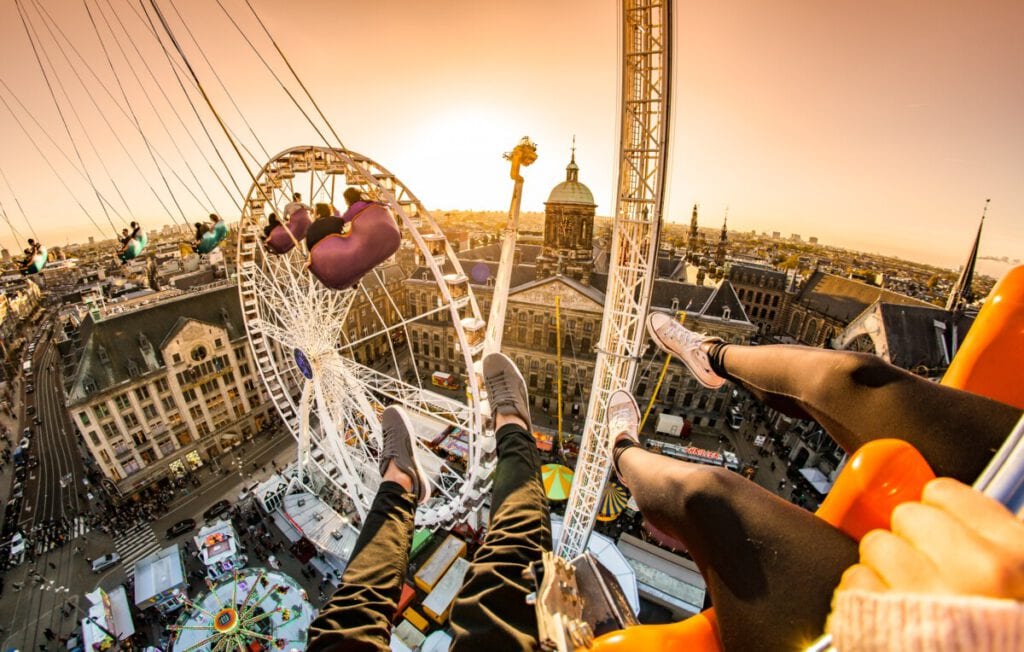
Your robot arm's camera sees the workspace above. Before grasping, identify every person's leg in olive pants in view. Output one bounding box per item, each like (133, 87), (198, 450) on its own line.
(449, 422), (552, 650)
(307, 481), (416, 652)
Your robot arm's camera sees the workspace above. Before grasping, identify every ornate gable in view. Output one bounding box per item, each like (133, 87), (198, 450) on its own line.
(510, 277), (604, 314)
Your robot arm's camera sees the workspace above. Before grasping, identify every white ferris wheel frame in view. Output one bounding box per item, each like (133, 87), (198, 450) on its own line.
(236, 145), (496, 529)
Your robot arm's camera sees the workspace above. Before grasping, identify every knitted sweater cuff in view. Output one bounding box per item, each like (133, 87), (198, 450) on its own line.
(826, 590), (1024, 651)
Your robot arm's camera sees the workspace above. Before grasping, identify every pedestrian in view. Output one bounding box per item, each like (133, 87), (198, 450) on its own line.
(48, 561), (56, 570)
(44, 627), (55, 640)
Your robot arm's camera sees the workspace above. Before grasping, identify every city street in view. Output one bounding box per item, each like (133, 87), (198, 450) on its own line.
(20, 333), (89, 532)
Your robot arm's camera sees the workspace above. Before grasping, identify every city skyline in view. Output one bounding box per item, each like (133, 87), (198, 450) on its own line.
(0, 0), (1021, 274)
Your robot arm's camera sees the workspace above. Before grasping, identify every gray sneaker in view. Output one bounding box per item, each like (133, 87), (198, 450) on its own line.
(482, 352), (532, 433)
(647, 312), (726, 389)
(380, 406), (431, 504)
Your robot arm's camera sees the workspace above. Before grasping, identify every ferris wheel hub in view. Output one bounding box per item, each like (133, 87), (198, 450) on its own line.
(294, 348), (313, 380)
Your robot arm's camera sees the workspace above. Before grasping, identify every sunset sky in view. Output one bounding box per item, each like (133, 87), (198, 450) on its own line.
(0, 0), (1020, 274)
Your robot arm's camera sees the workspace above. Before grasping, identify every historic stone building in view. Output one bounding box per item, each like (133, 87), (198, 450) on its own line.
(65, 284), (273, 494)
(534, 149), (596, 284)
(727, 264), (790, 336)
(780, 271), (933, 347)
(405, 153), (756, 437)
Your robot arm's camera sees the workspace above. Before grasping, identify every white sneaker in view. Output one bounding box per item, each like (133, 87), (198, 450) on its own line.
(647, 312), (726, 389)
(607, 389), (640, 485)
(607, 390), (640, 447)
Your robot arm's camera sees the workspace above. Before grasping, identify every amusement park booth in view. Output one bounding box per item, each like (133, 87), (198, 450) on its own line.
(134, 544), (188, 615)
(81, 586), (135, 651)
(194, 520), (246, 581)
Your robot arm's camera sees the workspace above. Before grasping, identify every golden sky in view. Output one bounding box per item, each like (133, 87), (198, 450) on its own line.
(0, 0), (1021, 273)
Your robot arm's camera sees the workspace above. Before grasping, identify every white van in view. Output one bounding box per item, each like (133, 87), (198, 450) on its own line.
(91, 552), (121, 572)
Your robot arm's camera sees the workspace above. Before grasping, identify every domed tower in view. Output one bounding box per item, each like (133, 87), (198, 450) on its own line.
(536, 144), (596, 284)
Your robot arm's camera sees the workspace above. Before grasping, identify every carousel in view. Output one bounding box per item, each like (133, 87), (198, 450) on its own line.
(169, 568), (313, 651)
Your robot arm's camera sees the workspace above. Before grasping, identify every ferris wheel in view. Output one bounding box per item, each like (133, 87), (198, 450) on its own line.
(236, 145), (495, 529)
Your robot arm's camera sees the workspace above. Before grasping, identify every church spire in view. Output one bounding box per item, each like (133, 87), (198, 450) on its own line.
(715, 207), (728, 267)
(566, 135), (579, 182)
(946, 199), (988, 313)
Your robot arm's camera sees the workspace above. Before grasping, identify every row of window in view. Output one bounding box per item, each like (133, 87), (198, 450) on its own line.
(737, 288), (781, 307)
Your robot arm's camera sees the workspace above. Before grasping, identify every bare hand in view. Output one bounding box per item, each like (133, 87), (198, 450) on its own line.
(835, 477), (1024, 599)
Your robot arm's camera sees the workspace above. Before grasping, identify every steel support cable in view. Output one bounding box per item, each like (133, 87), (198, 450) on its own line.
(0, 75), (135, 225)
(91, 0), (215, 216)
(137, 0), (246, 209)
(80, 0), (190, 227)
(213, 0), (338, 152)
(21, 0), (134, 224)
(14, 0), (120, 235)
(147, 0), (290, 246)
(0, 164), (36, 241)
(166, 0), (271, 164)
(0, 87), (111, 239)
(111, 0), (242, 210)
(1, 198), (27, 247)
(27, 0), (224, 216)
(241, 0), (348, 153)
(26, 0), (181, 227)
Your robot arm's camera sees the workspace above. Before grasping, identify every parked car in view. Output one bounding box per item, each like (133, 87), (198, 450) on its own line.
(203, 499), (231, 521)
(18, 437), (30, 451)
(32, 416), (42, 426)
(22, 427), (31, 439)
(91, 552), (120, 572)
(8, 532), (25, 564)
(166, 518), (196, 539)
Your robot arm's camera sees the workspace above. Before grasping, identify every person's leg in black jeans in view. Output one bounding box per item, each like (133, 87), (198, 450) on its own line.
(450, 353), (552, 650)
(308, 406), (431, 652)
(607, 389), (857, 652)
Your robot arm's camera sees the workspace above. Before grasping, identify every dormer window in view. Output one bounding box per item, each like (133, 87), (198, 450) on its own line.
(127, 359), (140, 377)
(138, 333), (152, 352)
(671, 298), (680, 311)
(97, 346), (110, 364)
(722, 307), (732, 320)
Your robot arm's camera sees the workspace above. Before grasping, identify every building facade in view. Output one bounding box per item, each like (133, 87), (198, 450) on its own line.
(65, 284), (273, 494)
(726, 264), (790, 336)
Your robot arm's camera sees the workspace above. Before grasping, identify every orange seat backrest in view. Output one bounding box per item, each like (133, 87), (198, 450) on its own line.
(941, 264), (1024, 409)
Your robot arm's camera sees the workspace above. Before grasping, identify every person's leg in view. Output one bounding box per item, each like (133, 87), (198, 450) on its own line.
(609, 391), (857, 652)
(647, 313), (1022, 481)
(714, 344), (1020, 481)
(450, 353), (551, 650)
(308, 407), (430, 652)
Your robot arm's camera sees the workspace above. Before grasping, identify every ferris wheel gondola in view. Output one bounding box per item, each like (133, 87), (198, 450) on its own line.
(237, 145), (495, 529)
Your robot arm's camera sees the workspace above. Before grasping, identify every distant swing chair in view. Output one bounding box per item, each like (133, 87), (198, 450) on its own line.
(194, 220), (230, 255)
(265, 207), (312, 255)
(119, 233), (149, 262)
(306, 202), (400, 290)
(21, 246), (48, 275)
